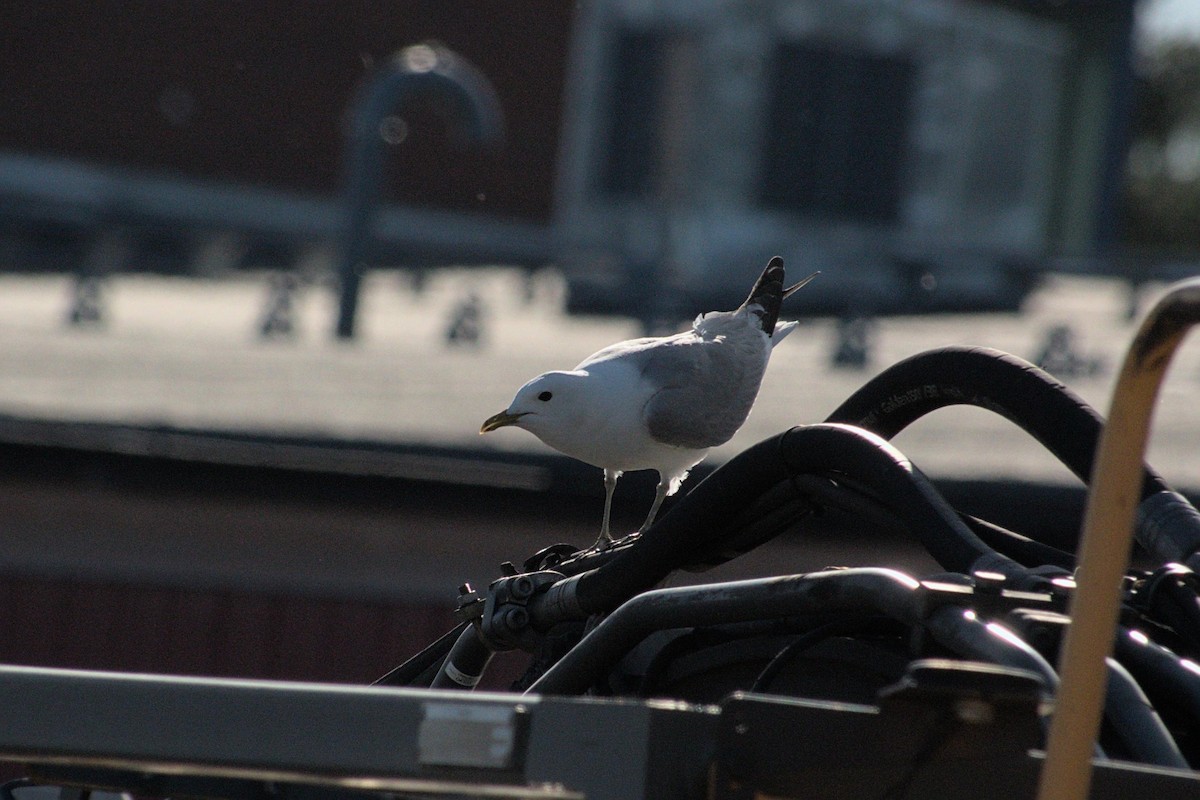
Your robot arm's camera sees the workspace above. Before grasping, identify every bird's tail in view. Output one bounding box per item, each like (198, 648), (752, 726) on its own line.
(770, 319), (800, 347)
(740, 256), (819, 335)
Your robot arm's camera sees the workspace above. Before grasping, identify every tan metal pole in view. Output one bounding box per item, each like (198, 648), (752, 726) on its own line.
(1037, 277), (1200, 800)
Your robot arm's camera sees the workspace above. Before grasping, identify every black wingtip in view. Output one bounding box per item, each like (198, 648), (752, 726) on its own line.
(740, 258), (820, 334)
(742, 257), (787, 334)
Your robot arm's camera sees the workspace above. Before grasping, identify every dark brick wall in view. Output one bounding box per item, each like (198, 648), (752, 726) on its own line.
(0, 2), (572, 220)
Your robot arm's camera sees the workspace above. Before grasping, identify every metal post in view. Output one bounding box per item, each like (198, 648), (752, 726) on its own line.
(1037, 278), (1200, 800)
(335, 43), (502, 339)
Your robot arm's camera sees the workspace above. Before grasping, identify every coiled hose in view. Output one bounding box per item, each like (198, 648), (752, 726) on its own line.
(825, 346), (1167, 496)
(534, 423), (1036, 624)
(825, 345), (1200, 565)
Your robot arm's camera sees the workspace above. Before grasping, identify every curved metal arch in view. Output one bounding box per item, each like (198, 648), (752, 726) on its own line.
(335, 43), (504, 339)
(1039, 277), (1200, 799)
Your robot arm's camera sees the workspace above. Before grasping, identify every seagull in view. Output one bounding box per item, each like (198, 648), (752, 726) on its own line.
(481, 257), (816, 548)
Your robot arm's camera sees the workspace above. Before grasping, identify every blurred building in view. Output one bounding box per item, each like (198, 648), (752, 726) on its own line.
(0, 1), (1137, 319)
(0, 1), (570, 279)
(555, 0), (1138, 319)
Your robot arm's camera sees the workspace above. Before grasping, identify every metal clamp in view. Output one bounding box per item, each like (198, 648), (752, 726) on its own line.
(476, 571), (566, 652)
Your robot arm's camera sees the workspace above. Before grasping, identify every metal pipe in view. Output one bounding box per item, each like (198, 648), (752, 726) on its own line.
(335, 43), (502, 339)
(1038, 277), (1200, 800)
(526, 568), (923, 695)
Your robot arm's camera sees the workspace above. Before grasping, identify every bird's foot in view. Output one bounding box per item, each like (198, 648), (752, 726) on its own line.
(588, 529), (646, 553)
(589, 533), (615, 553)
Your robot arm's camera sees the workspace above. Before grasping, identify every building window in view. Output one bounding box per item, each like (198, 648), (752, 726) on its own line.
(598, 30), (666, 199)
(760, 40), (915, 223)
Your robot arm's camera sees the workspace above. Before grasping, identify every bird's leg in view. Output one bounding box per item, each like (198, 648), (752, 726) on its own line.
(638, 479), (671, 534)
(593, 469), (619, 550)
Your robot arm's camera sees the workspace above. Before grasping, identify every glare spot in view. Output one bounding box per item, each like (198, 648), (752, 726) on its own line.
(920, 272), (937, 292)
(986, 621), (1027, 651)
(402, 44), (439, 73)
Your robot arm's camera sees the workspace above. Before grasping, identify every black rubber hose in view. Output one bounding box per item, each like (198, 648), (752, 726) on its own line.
(960, 515), (1075, 570)
(527, 568), (925, 695)
(1138, 566), (1200, 656)
(429, 624), (494, 690)
(824, 346), (1200, 565)
(535, 424), (1028, 622)
(926, 608), (1186, 767)
(1115, 627), (1200, 747)
(749, 617), (890, 692)
(922, 605), (1059, 692)
(1138, 490), (1200, 574)
(775, 425), (1020, 578)
(824, 346), (1170, 501)
(1102, 656), (1189, 768)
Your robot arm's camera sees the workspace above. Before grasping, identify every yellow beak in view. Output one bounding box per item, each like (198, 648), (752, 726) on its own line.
(480, 409), (527, 434)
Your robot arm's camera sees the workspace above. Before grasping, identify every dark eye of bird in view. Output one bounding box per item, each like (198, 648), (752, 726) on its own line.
(538, 391), (553, 402)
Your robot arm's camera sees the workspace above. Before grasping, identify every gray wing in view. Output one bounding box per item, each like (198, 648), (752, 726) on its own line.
(639, 336), (766, 449)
